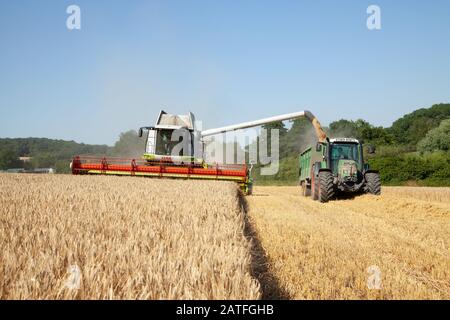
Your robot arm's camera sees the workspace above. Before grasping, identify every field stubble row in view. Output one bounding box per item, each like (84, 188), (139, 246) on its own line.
(246, 186), (450, 299)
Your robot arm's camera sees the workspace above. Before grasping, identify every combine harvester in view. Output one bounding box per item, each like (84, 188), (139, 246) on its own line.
(71, 110), (325, 194)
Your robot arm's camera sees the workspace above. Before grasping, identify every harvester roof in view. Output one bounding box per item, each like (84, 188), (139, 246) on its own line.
(156, 110), (196, 131)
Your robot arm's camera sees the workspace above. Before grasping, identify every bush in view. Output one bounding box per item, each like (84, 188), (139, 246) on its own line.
(417, 119), (450, 153)
(252, 156), (299, 185)
(0, 149), (21, 170)
(55, 160), (71, 174)
(368, 152), (450, 186)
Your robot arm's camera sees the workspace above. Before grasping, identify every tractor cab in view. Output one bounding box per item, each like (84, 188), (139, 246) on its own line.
(328, 138), (364, 189)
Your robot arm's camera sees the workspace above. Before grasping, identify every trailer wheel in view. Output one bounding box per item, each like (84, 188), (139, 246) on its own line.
(318, 171), (335, 203)
(311, 174), (319, 201)
(301, 181), (311, 197)
(365, 172), (381, 195)
(304, 182), (311, 197)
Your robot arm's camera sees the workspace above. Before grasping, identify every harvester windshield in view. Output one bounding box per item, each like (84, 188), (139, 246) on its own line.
(155, 129), (177, 155)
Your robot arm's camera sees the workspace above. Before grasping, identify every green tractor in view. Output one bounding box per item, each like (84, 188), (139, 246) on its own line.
(299, 138), (381, 202)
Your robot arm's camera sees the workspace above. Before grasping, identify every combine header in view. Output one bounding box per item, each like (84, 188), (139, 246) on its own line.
(71, 110), (325, 194)
(71, 156), (248, 183)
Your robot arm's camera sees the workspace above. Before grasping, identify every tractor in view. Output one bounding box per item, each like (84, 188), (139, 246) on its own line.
(299, 138), (381, 202)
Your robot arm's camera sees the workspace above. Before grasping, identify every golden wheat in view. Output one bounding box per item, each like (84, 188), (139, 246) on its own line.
(2, 173), (449, 300)
(246, 186), (450, 300)
(0, 174), (260, 299)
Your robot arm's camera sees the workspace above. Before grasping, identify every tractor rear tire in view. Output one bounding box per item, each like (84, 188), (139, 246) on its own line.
(365, 172), (381, 195)
(318, 171), (335, 203)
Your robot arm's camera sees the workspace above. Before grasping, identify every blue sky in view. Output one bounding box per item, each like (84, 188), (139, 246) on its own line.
(0, 0), (449, 145)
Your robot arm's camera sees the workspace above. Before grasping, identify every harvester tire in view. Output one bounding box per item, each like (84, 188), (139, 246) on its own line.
(318, 171), (335, 203)
(365, 172), (381, 195)
(246, 182), (253, 196)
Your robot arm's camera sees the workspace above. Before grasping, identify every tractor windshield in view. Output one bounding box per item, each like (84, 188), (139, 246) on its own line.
(330, 143), (362, 171)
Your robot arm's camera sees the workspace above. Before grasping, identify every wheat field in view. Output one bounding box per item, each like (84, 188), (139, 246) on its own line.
(1, 173), (449, 300)
(0, 174), (260, 299)
(246, 186), (450, 299)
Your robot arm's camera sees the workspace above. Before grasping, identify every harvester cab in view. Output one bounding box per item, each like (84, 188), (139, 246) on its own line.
(138, 110), (203, 165)
(300, 137), (381, 202)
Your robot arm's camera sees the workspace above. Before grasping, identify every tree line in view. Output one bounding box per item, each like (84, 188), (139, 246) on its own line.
(0, 103), (449, 185)
(0, 131), (144, 173)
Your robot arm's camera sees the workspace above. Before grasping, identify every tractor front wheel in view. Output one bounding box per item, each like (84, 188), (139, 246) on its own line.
(365, 172), (381, 195)
(318, 171), (335, 203)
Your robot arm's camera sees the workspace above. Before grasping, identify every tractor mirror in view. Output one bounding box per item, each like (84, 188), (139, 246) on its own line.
(138, 128), (144, 138)
(367, 145), (376, 154)
(315, 143), (322, 152)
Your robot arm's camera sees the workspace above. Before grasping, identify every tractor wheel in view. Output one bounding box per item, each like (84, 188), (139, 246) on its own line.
(365, 172), (381, 195)
(318, 171), (335, 203)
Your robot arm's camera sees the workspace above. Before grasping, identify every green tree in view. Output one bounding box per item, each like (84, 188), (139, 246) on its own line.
(329, 119), (359, 138)
(262, 121), (288, 137)
(0, 149), (21, 170)
(110, 130), (146, 157)
(260, 121), (287, 154)
(55, 160), (72, 174)
(329, 119), (393, 145)
(388, 103), (450, 146)
(30, 154), (56, 168)
(417, 119), (450, 153)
